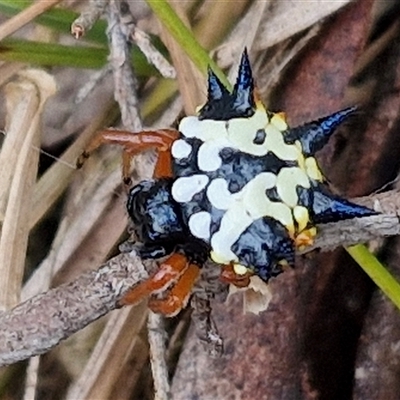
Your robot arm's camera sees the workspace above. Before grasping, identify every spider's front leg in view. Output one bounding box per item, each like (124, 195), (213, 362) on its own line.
(146, 241), (209, 316)
(148, 262), (200, 316)
(76, 128), (180, 180)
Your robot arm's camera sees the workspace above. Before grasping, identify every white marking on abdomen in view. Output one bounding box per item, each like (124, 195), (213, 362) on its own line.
(179, 116), (202, 138)
(171, 174), (209, 203)
(206, 178), (233, 210)
(171, 139), (192, 159)
(188, 211), (211, 240)
(276, 167), (310, 207)
(211, 203), (252, 264)
(242, 172), (294, 233)
(197, 141), (222, 171)
(209, 171), (297, 264)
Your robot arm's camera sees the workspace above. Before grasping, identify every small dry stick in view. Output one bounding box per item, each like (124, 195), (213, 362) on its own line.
(117, 2), (176, 80)
(191, 296), (224, 358)
(131, 25), (176, 79)
(71, 0), (109, 39)
(106, 0), (142, 131)
(148, 312), (171, 400)
(0, 252), (149, 367)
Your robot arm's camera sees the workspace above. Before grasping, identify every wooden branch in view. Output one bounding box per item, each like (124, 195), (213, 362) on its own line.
(310, 189), (400, 251)
(0, 189), (399, 366)
(0, 252), (149, 366)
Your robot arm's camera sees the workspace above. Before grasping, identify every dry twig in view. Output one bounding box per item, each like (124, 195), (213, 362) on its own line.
(0, 251), (148, 366)
(148, 312), (170, 400)
(71, 0), (108, 39)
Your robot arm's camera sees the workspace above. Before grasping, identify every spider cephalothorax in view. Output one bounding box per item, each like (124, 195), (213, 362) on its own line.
(78, 50), (376, 316)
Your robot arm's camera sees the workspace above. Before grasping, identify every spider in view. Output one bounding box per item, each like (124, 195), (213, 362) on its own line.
(77, 49), (376, 316)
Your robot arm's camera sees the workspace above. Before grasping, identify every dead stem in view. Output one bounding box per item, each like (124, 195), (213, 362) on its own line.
(0, 251), (148, 366)
(71, 0), (108, 39)
(148, 312), (170, 400)
(107, 0), (142, 131)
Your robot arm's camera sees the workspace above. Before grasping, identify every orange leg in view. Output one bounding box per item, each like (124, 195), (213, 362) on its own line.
(122, 151), (133, 183)
(77, 128), (180, 180)
(220, 264), (252, 288)
(149, 264), (200, 317)
(119, 253), (189, 307)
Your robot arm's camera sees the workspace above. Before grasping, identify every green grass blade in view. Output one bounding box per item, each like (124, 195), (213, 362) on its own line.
(0, 38), (158, 75)
(346, 244), (400, 310)
(145, 0), (230, 89)
(0, 1), (170, 74)
(0, 38), (107, 68)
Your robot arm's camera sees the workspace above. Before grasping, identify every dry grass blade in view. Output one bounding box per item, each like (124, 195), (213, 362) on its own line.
(23, 356), (40, 400)
(148, 312), (170, 400)
(0, 69), (56, 311)
(255, 0), (352, 50)
(0, 62), (25, 88)
(29, 103), (118, 229)
(66, 305), (149, 400)
(258, 24), (321, 103)
(160, 2), (205, 115)
(193, 0), (250, 50)
(23, 163), (124, 301)
(0, 0), (62, 41)
(225, 1), (270, 83)
(214, 1), (272, 70)
(0, 81), (37, 219)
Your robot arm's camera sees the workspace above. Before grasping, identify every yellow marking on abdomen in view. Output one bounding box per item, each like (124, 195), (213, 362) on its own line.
(305, 157), (323, 181)
(276, 167), (310, 208)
